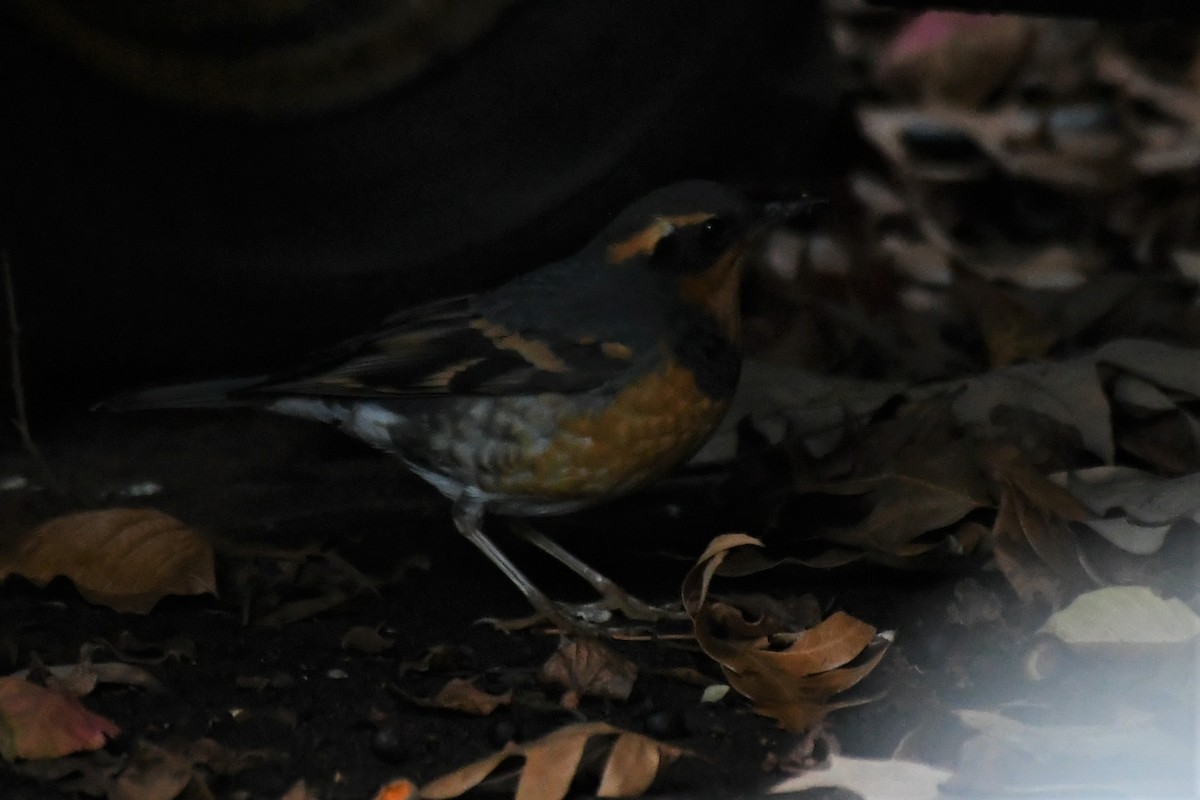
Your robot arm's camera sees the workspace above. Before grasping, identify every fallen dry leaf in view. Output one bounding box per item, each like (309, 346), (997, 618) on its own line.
(539, 638), (637, 710)
(5, 750), (124, 796)
(419, 678), (511, 716)
(341, 625), (396, 655)
(769, 753), (951, 798)
(1112, 405), (1200, 476)
(683, 535), (891, 732)
(947, 708), (1193, 797)
(1097, 339), (1200, 473)
(226, 541), (379, 626)
(943, 357), (1114, 465)
(372, 778), (417, 800)
(280, 779), (324, 800)
(859, 99), (1130, 190)
(877, 12), (1032, 107)
(102, 630), (197, 665)
(417, 722), (683, 800)
(111, 736), (273, 799)
(1096, 338), (1200, 399)
(974, 244), (1089, 290)
(0, 508), (216, 613)
(880, 234), (951, 286)
(792, 400), (992, 564)
(109, 739), (200, 800)
(993, 485), (1083, 607)
(1038, 585), (1200, 650)
(986, 445), (1098, 606)
(1096, 46), (1200, 130)
(11, 658), (162, 696)
(396, 643), (475, 677)
(652, 666), (712, 687)
(0, 676), (120, 761)
(1053, 466), (1200, 555)
(951, 262), (1058, 367)
(692, 361), (901, 466)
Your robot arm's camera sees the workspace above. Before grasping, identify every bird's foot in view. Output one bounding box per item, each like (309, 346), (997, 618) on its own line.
(587, 577), (687, 624)
(482, 592), (685, 637)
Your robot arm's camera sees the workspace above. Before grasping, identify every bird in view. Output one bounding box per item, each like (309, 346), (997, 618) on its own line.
(105, 180), (762, 632)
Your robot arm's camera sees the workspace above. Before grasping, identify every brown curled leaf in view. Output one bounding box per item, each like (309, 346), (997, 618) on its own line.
(684, 535), (891, 732)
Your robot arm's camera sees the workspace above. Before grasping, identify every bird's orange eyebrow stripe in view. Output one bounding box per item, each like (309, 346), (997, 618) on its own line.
(605, 212), (715, 264)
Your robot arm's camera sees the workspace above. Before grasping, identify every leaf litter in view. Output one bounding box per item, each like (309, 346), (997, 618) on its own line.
(731, 5), (1200, 795)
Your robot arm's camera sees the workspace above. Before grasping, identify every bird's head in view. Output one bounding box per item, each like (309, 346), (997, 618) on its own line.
(595, 181), (755, 341)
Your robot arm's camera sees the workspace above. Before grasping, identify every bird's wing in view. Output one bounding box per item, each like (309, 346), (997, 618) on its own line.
(255, 294), (642, 398)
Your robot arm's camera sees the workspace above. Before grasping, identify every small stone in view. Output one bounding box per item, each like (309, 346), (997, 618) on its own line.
(643, 709), (684, 739)
(371, 725), (407, 763)
(269, 671), (295, 689)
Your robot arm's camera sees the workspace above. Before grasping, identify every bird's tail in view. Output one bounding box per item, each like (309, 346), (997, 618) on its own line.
(95, 376), (269, 411)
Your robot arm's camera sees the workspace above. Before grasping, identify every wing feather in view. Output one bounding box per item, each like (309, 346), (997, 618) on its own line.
(253, 295), (637, 398)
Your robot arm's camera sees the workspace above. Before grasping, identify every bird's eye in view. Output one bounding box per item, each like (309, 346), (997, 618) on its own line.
(647, 216), (735, 273)
(700, 217), (729, 248)
(649, 231), (680, 265)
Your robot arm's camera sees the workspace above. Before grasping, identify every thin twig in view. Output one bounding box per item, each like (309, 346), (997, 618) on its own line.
(4, 250), (63, 493)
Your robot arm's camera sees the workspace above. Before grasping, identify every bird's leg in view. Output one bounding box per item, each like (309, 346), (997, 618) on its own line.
(509, 520), (685, 623)
(452, 497), (603, 635)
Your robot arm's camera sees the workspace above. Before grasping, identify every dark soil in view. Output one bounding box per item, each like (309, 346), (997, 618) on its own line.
(0, 411), (1023, 800)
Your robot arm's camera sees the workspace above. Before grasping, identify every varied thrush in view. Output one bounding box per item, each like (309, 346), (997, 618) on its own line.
(110, 180), (761, 631)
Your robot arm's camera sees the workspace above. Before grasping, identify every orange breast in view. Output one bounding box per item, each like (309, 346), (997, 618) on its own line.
(491, 359), (729, 499)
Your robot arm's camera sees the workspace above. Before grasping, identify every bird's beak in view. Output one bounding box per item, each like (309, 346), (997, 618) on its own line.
(759, 195), (828, 225)
(735, 196), (826, 252)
